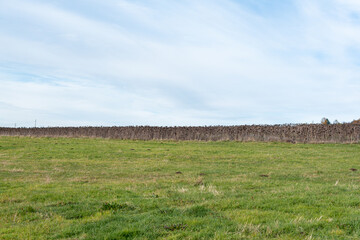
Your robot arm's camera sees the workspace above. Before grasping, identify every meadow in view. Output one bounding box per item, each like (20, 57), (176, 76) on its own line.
(0, 136), (360, 239)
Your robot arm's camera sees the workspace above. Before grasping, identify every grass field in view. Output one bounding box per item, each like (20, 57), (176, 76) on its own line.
(1, 136), (360, 239)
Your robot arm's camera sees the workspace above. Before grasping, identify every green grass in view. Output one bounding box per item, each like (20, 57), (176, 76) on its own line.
(0, 136), (360, 239)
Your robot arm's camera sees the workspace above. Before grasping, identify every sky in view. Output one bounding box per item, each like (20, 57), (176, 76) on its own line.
(1, 0), (360, 127)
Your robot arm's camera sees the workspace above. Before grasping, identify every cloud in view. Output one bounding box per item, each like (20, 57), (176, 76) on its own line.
(0, 0), (360, 126)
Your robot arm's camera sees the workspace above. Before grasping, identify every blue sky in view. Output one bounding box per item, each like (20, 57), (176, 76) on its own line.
(1, 0), (360, 127)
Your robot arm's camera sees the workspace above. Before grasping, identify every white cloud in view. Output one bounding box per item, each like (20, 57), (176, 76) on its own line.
(1, 0), (360, 126)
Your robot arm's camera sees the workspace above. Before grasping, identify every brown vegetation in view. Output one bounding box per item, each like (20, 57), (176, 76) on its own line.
(1, 124), (360, 143)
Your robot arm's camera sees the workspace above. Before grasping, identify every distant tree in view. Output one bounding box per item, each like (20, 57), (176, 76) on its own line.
(351, 119), (360, 125)
(333, 120), (340, 124)
(321, 117), (330, 125)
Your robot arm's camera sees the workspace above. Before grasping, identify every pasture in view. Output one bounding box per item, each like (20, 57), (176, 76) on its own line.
(0, 136), (360, 239)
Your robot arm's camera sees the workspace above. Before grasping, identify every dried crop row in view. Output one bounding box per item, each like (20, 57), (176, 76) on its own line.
(0, 124), (359, 143)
